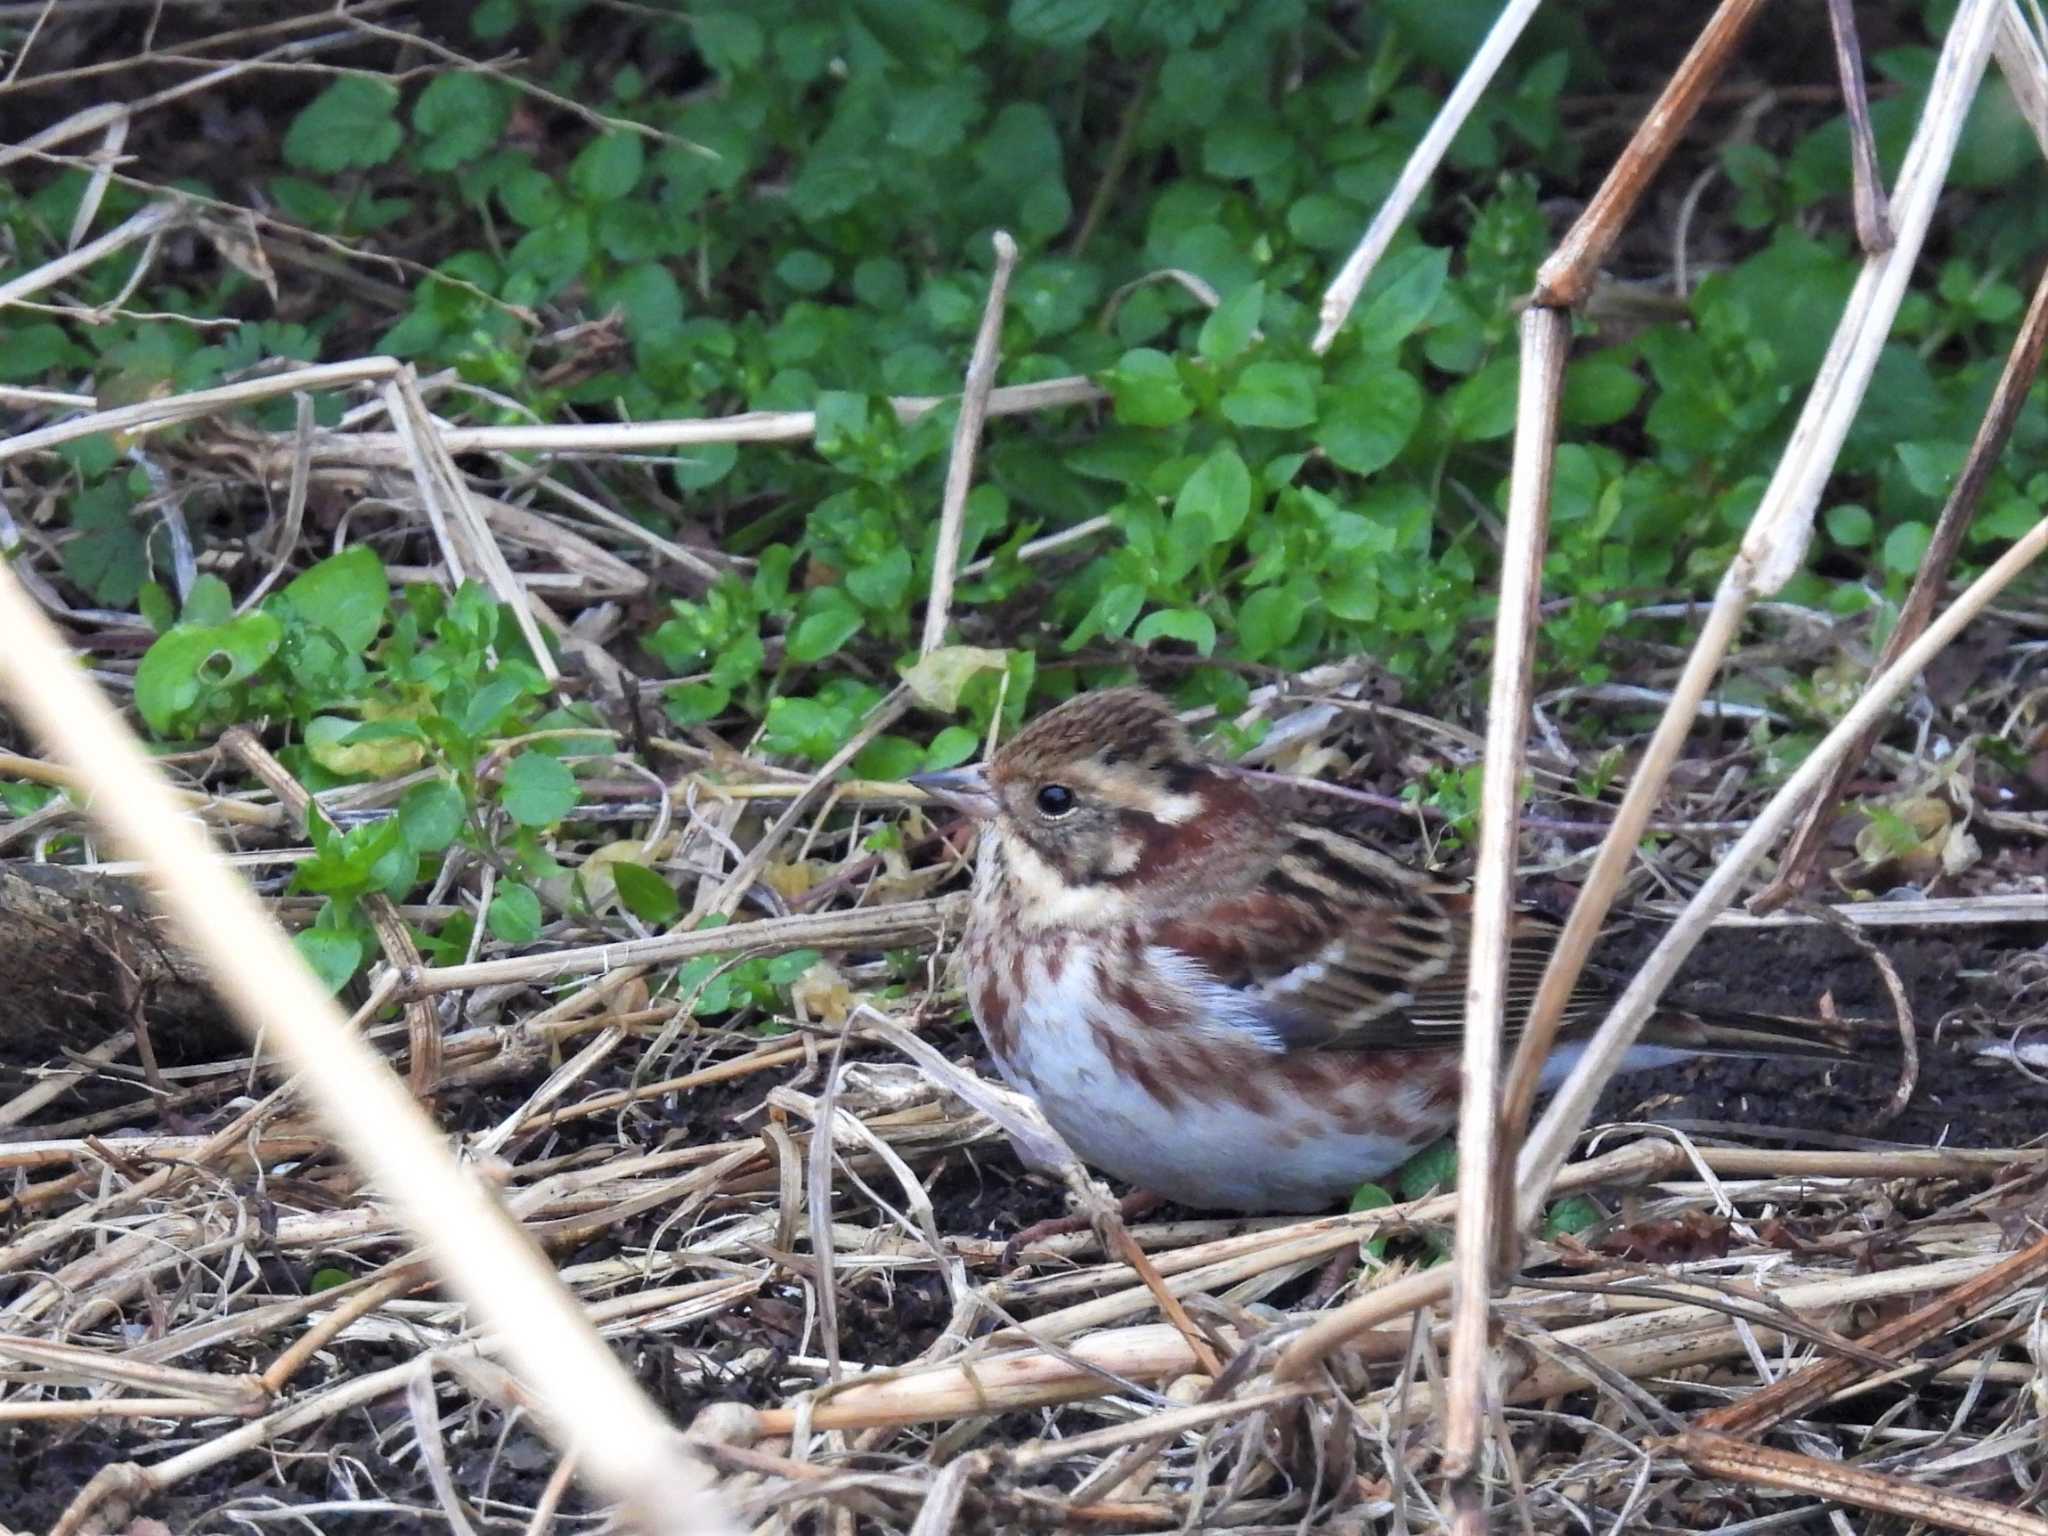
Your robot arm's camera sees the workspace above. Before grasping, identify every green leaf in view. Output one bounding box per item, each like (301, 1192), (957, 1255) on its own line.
(398, 779), (466, 852)
(294, 928), (364, 994)
(61, 481), (146, 606)
(1133, 607), (1217, 654)
(487, 881), (544, 943)
(1825, 503), (1874, 547)
(1221, 361), (1320, 430)
(1198, 282), (1264, 364)
(499, 752), (580, 827)
(602, 264), (684, 343)
(1883, 520), (1933, 575)
(133, 614), (284, 736)
(788, 594), (863, 664)
(1009, 0), (1112, 46)
(1316, 367), (1424, 474)
(283, 79), (402, 173)
(1104, 348), (1193, 427)
(1204, 120), (1292, 179)
(412, 73), (507, 171)
(570, 132), (645, 203)
(1235, 586), (1303, 659)
(1896, 440), (1965, 501)
(924, 725), (981, 770)
(183, 575), (233, 627)
(1352, 246), (1450, 352)
(846, 547), (912, 610)
(1062, 580), (1145, 651)
(1543, 1194), (1605, 1239)
(1395, 1138), (1458, 1202)
(310, 1267), (354, 1292)
(1446, 356), (1519, 441)
(612, 861), (682, 925)
(282, 545), (388, 653)
(675, 440), (737, 490)
(1347, 1181), (1396, 1259)
(1173, 445), (1253, 547)
(691, 10), (765, 72)
(777, 249), (834, 293)
(1562, 354), (1645, 427)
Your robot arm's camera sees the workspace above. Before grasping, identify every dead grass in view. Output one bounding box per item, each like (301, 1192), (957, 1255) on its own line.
(3, 5), (2048, 1535)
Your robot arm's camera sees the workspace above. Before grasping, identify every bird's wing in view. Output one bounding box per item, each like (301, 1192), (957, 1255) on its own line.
(1151, 820), (1600, 1053)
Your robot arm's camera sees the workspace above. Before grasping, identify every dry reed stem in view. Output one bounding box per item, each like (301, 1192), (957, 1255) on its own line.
(1443, 305), (1567, 1511)
(1533, 0), (1773, 306)
(1670, 1431), (2048, 1536)
(920, 230), (1018, 657)
(1826, 0), (1896, 251)
(0, 565), (732, 1534)
(396, 893), (964, 995)
(1312, 0), (1542, 351)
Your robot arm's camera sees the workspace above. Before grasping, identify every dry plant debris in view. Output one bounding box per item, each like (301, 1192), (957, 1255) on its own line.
(2, 4), (2048, 1535)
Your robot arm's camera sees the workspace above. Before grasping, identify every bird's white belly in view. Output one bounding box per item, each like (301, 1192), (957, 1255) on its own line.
(994, 956), (1428, 1212)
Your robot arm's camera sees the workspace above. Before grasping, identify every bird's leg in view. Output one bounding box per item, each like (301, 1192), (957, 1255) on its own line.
(1002, 1188), (1165, 1266)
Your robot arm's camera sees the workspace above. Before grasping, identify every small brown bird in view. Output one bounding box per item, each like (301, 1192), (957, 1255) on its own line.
(912, 688), (1845, 1212)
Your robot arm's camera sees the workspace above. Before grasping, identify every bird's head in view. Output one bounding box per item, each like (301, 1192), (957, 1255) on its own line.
(910, 688), (1271, 926)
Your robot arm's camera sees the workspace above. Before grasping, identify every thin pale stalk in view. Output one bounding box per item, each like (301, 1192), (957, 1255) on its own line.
(1312, 0), (1542, 351)
(921, 231), (1017, 657)
(1444, 306), (1567, 1517)
(1826, 0), (1895, 251)
(1669, 1432), (2048, 1536)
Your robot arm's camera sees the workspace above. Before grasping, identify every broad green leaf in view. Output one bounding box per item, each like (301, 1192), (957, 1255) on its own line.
(282, 546), (388, 653)
(1009, 0), (1112, 46)
(1446, 356), (1519, 442)
(398, 778), (466, 852)
(294, 929), (365, 994)
(1173, 445), (1253, 546)
(1133, 607), (1217, 655)
(612, 861), (682, 924)
(1826, 503), (1874, 548)
(1104, 347), (1193, 427)
(1235, 586), (1304, 659)
(283, 79), (401, 174)
(570, 132), (645, 203)
(487, 881), (544, 943)
(1352, 245), (1450, 352)
(1198, 281), (1265, 364)
(412, 73), (507, 171)
(499, 751), (580, 827)
(1316, 367), (1423, 475)
(788, 599), (863, 664)
(1222, 361), (1320, 430)
(61, 481), (145, 607)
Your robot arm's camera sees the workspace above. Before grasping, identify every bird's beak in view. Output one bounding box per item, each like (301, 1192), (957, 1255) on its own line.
(908, 763), (998, 819)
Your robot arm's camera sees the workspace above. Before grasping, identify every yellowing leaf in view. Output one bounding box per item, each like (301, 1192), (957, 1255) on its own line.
(304, 715), (426, 777)
(899, 645), (1008, 712)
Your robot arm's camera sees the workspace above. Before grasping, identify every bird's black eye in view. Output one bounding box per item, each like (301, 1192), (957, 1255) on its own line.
(1035, 783), (1076, 818)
